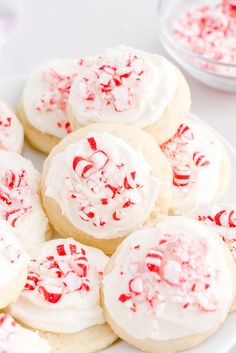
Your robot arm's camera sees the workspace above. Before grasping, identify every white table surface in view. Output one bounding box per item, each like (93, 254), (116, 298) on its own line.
(0, 0), (236, 352)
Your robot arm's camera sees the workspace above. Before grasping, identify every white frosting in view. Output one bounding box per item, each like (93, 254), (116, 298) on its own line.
(0, 101), (24, 153)
(0, 151), (49, 250)
(186, 203), (236, 261)
(161, 120), (224, 214)
(23, 59), (80, 138)
(103, 217), (234, 340)
(45, 132), (160, 239)
(68, 46), (178, 128)
(0, 314), (51, 353)
(0, 220), (29, 288)
(10, 238), (108, 334)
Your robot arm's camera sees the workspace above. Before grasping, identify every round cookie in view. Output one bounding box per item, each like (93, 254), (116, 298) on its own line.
(0, 100), (24, 153)
(0, 314), (51, 353)
(102, 217), (236, 353)
(18, 59), (80, 154)
(160, 120), (231, 214)
(0, 150), (51, 250)
(41, 123), (172, 254)
(185, 203), (236, 310)
(0, 220), (29, 309)
(9, 238), (117, 353)
(67, 45), (191, 145)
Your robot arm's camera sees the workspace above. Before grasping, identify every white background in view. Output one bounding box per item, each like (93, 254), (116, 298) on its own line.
(0, 0), (236, 352)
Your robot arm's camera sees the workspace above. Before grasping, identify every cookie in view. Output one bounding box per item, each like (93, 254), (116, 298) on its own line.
(18, 60), (80, 154)
(0, 220), (29, 309)
(9, 238), (117, 353)
(41, 123), (172, 254)
(185, 203), (236, 310)
(0, 314), (51, 352)
(0, 151), (51, 250)
(0, 101), (24, 153)
(67, 46), (191, 145)
(102, 217), (236, 353)
(160, 120), (230, 214)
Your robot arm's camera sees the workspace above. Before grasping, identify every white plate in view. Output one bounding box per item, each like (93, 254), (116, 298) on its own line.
(0, 76), (236, 353)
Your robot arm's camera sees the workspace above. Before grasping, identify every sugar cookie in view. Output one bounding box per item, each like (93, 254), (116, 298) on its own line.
(9, 238), (117, 353)
(41, 123), (172, 254)
(102, 217), (236, 353)
(67, 46), (191, 145)
(0, 151), (51, 250)
(160, 120), (230, 214)
(19, 60), (80, 154)
(0, 220), (29, 309)
(0, 101), (24, 154)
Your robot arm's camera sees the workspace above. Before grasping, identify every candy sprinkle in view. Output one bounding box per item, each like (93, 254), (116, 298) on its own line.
(173, 0), (236, 67)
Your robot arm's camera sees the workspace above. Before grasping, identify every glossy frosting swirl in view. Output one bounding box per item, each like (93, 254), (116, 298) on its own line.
(68, 46), (178, 128)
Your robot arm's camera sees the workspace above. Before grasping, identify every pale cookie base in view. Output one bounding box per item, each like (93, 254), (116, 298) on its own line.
(102, 235), (236, 353)
(68, 66), (191, 146)
(18, 101), (60, 155)
(41, 123), (173, 255)
(39, 323), (117, 353)
(0, 266), (28, 309)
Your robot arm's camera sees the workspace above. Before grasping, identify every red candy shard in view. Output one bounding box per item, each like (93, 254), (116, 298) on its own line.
(39, 285), (63, 303)
(87, 137), (97, 151)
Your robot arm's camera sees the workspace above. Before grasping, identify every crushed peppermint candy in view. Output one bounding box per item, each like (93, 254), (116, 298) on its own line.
(67, 136), (143, 229)
(192, 205), (236, 260)
(0, 169), (33, 227)
(24, 242), (93, 304)
(173, 0), (236, 67)
(161, 123), (210, 189)
(75, 52), (144, 113)
(118, 233), (218, 315)
(0, 314), (17, 350)
(35, 67), (78, 134)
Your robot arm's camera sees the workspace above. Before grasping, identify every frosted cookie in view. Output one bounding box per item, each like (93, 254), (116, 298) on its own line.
(18, 60), (80, 154)
(102, 217), (236, 353)
(0, 151), (51, 250)
(0, 101), (24, 153)
(67, 45), (191, 145)
(0, 220), (29, 309)
(186, 203), (236, 310)
(0, 314), (51, 353)
(9, 238), (117, 353)
(41, 123), (172, 254)
(160, 120), (230, 214)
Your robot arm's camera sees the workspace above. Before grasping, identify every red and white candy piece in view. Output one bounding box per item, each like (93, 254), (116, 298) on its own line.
(24, 271), (40, 291)
(57, 243), (77, 256)
(193, 152), (210, 167)
(39, 284), (63, 304)
(5, 170), (24, 190)
(177, 124), (194, 140)
(173, 165), (191, 187)
(129, 276), (144, 295)
(145, 248), (164, 275)
(214, 209), (236, 228)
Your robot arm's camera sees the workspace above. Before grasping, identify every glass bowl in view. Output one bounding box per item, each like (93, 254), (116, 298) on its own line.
(157, 0), (236, 93)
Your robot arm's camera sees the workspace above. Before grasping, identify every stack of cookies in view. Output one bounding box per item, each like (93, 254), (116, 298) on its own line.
(0, 46), (235, 353)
